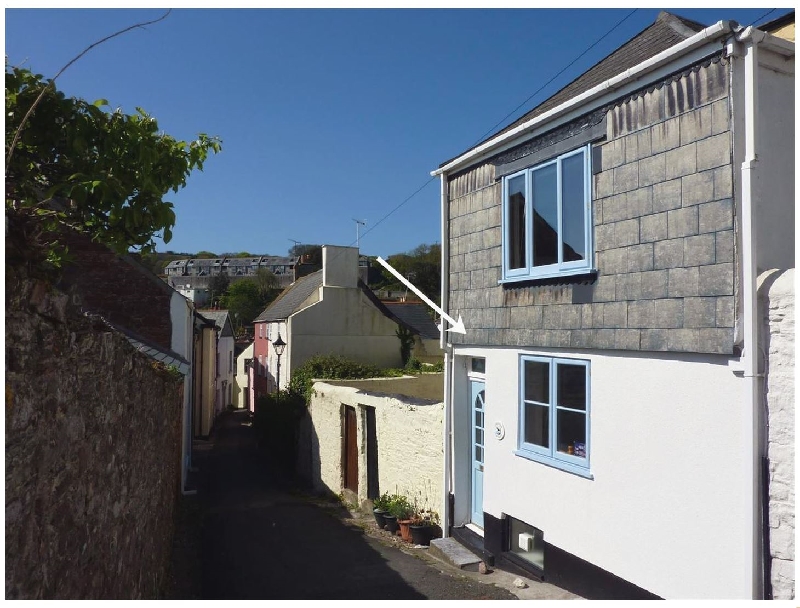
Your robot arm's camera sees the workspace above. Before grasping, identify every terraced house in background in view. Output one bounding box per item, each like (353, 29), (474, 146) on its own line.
(164, 255), (298, 306)
(432, 12), (794, 600)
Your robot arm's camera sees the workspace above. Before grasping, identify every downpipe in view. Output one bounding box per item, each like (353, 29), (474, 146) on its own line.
(439, 172), (454, 538)
(737, 27), (766, 598)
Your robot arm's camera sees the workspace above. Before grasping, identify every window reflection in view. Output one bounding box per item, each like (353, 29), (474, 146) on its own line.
(508, 175), (526, 269)
(561, 152), (586, 262)
(531, 164), (558, 267)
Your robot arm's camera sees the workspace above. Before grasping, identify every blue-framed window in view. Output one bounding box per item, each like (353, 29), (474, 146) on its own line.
(517, 355), (591, 476)
(501, 145), (593, 282)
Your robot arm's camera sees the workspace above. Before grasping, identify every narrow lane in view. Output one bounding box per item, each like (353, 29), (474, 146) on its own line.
(194, 410), (516, 600)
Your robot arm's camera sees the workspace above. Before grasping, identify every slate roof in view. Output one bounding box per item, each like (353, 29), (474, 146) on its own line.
(253, 270), (323, 322)
(440, 11), (708, 168)
(199, 310), (235, 338)
(86, 312), (190, 375)
(383, 303), (440, 340)
(191, 259), (218, 267)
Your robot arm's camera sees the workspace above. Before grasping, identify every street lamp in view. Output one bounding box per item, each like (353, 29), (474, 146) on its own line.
(272, 333), (286, 392)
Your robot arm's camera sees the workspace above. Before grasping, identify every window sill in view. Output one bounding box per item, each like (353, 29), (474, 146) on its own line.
(513, 449), (594, 480)
(499, 269), (597, 288)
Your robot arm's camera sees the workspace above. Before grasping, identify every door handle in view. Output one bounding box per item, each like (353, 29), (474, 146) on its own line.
(477, 464), (484, 472)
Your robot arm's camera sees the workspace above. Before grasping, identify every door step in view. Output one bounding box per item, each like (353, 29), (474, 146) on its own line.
(429, 537), (484, 572)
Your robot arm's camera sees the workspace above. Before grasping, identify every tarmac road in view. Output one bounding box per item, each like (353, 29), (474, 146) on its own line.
(170, 409), (517, 600)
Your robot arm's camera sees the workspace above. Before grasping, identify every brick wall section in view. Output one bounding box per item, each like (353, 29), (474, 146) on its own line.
(447, 58), (736, 354)
(760, 269), (795, 600)
(57, 230), (173, 350)
(5, 270), (183, 598)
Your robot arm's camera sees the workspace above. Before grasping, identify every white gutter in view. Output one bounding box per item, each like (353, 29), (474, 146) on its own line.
(737, 25), (767, 599)
(431, 19), (733, 177)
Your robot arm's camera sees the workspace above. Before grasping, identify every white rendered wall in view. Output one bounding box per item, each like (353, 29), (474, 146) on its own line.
(322, 245), (359, 288)
(451, 345), (748, 599)
(214, 334), (235, 412)
(308, 381), (444, 514)
(754, 51), (795, 272)
(290, 288), (404, 373)
(760, 269), (795, 599)
(170, 292), (194, 491)
(234, 342), (253, 409)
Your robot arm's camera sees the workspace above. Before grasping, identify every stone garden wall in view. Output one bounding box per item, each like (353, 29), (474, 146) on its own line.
(760, 269), (795, 600)
(5, 271), (183, 599)
(302, 380), (444, 516)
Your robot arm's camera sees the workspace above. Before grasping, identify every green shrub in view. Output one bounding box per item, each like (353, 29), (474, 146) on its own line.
(288, 354), (400, 398)
(404, 357), (422, 371)
(428, 360), (444, 373)
(372, 492), (392, 511)
(395, 325), (415, 366)
(387, 494), (414, 519)
(253, 390), (307, 471)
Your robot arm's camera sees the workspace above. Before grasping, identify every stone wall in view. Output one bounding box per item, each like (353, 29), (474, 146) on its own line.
(448, 57), (736, 355)
(760, 269), (795, 600)
(5, 272), (183, 599)
(302, 381), (444, 515)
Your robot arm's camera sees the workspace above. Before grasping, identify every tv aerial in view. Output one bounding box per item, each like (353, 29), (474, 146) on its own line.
(352, 219), (367, 248)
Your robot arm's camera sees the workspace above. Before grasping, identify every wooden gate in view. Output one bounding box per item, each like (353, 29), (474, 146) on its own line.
(343, 405), (358, 493)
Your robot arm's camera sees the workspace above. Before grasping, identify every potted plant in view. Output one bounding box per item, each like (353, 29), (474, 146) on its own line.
(409, 509), (440, 546)
(372, 492), (391, 529)
(383, 496), (399, 534)
(383, 494), (410, 536)
(391, 495), (414, 542)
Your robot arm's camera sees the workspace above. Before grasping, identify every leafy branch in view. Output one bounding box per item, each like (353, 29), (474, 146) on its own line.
(7, 9), (172, 170)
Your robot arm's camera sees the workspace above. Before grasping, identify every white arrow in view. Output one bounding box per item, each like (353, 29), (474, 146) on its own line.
(376, 256), (466, 335)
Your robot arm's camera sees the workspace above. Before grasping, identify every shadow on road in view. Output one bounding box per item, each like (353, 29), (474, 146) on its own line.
(185, 410), (464, 600)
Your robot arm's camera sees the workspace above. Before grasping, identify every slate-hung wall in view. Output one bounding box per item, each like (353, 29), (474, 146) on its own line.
(448, 56), (735, 355)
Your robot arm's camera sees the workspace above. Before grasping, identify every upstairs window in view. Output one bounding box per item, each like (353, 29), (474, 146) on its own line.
(502, 145), (593, 282)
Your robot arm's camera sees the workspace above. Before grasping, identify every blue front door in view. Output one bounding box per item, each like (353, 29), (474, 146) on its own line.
(470, 380), (485, 528)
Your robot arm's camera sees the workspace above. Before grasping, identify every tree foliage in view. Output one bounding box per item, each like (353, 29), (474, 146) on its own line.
(208, 273), (231, 300)
(254, 267), (280, 301)
(220, 275), (281, 334)
(375, 243), (441, 305)
(5, 65), (222, 260)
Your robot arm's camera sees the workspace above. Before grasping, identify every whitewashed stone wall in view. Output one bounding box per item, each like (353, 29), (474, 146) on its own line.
(761, 268), (795, 599)
(305, 381), (444, 516)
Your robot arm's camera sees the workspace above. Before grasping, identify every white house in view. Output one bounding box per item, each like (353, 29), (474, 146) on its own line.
(431, 11), (793, 600)
(253, 245), (423, 392)
(234, 342), (254, 410)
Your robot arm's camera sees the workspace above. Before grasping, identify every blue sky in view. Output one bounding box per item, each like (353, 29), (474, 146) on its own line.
(5, 7), (791, 259)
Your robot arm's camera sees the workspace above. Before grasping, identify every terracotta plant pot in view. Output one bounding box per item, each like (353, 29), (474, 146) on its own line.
(398, 519), (413, 542)
(383, 514), (399, 534)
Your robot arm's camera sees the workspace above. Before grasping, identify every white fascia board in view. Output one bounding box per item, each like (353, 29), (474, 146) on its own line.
(431, 20), (733, 178)
(738, 25), (796, 57)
